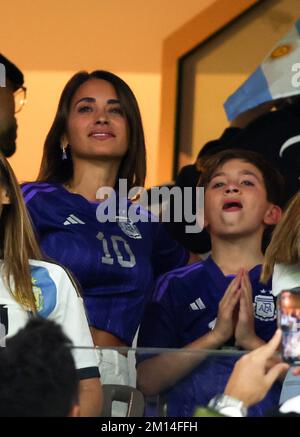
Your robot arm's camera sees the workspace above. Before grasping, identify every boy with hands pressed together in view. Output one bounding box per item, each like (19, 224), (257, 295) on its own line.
(137, 149), (284, 416)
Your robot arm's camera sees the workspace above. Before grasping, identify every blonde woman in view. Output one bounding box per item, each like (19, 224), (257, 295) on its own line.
(261, 191), (300, 406)
(0, 153), (102, 416)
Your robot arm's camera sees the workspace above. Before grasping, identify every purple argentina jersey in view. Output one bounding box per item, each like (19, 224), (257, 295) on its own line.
(137, 256), (281, 416)
(22, 182), (188, 345)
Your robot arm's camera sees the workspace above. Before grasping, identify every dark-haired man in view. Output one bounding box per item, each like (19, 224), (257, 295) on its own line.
(0, 53), (25, 157)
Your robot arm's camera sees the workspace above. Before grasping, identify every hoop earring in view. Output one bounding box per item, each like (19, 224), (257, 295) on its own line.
(62, 146), (68, 160)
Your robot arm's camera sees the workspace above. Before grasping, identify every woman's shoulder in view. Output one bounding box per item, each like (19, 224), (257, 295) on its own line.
(21, 181), (57, 191)
(28, 260), (80, 318)
(29, 259), (71, 283)
(21, 182), (62, 204)
(29, 257), (62, 270)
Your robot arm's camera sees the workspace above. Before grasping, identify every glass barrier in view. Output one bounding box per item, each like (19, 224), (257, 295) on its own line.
(73, 346), (284, 418)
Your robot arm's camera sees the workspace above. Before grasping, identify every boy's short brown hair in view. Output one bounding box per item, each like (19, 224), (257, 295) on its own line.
(197, 149), (284, 207)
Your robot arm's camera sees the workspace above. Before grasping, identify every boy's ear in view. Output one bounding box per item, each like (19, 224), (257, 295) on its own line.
(263, 204), (282, 225)
(203, 212), (209, 229)
(195, 206), (206, 231)
(200, 195), (207, 228)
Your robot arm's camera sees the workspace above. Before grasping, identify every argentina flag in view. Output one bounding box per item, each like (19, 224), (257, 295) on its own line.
(224, 20), (300, 121)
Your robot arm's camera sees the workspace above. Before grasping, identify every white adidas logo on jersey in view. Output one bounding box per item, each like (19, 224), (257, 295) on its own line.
(189, 297), (206, 311)
(63, 214), (85, 226)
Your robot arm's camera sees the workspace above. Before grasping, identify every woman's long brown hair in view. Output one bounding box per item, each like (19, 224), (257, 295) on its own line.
(261, 191), (300, 283)
(0, 154), (43, 311)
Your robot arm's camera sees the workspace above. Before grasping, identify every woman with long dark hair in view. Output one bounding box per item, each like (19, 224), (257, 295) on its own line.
(22, 70), (188, 389)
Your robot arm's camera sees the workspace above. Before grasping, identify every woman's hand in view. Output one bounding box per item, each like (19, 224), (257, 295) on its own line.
(225, 330), (289, 407)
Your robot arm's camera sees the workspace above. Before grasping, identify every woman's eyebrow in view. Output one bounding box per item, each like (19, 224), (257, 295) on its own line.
(74, 97), (120, 106)
(74, 97), (96, 106)
(107, 99), (120, 105)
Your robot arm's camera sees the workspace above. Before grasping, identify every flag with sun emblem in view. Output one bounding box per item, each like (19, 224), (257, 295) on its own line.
(224, 20), (300, 121)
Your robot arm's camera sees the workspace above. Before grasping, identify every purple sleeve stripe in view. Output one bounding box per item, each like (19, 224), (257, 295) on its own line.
(153, 262), (203, 302)
(24, 187), (57, 204)
(21, 182), (52, 196)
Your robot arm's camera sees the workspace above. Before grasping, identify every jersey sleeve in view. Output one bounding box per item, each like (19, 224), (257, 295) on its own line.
(137, 273), (178, 364)
(151, 222), (189, 278)
(21, 183), (54, 237)
(49, 265), (100, 380)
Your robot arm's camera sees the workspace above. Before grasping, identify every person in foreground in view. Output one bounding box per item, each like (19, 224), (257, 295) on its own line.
(0, 318), (80, 417)
(206, 330), (300, 417)
(137, 149), (283, 416)
(0, 152), (102, 416)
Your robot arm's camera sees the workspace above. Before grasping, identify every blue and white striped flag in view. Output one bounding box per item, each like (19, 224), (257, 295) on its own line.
(224, 20), (300, 121)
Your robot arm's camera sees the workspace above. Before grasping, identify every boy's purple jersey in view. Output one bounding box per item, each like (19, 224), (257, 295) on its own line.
(137, 256), (281, 417)
(22, 182), (188, 345)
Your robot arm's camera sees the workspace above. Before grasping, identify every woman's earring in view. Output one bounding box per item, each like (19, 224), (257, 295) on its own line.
(62, 145), (67, 160)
